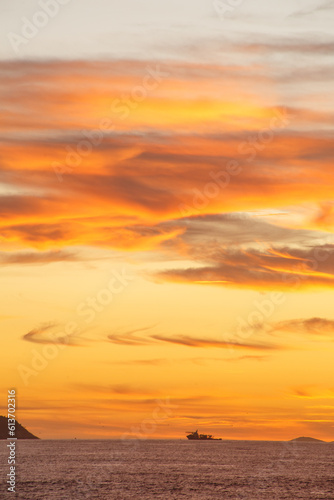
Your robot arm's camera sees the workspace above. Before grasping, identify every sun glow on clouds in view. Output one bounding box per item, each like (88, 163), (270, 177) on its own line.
(1, 22), (334, 441)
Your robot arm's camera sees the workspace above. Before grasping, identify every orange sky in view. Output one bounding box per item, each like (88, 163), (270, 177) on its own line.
(1, 50), (334, 441)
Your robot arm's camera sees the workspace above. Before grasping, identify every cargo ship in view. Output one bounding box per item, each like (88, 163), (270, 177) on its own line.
(186, 430), (222, 440)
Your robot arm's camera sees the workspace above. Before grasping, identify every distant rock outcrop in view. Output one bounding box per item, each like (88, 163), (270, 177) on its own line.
(290, 436), (325, 443)
(0, 416), (39, 439)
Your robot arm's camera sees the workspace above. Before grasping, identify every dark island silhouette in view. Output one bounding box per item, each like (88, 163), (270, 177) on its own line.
(0, 416), (39, 439)
(290, 436), (325, 443)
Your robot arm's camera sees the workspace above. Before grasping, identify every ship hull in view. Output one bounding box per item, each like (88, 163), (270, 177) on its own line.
(186, 436), (222, 440)
(186, 430), (222, 440)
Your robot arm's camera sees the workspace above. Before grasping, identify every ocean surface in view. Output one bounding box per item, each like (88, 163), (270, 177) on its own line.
(1, 439), (334, 499)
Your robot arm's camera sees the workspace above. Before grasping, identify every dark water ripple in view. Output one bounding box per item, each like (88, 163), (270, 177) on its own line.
(1, 440), (333, 499)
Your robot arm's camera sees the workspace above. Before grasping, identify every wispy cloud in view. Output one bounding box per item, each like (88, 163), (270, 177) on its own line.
(155, 229), (334, 290)
(291, 386), (334, 399)
(288, 0), (334, 18)
(112, 358), (168, 366)
(22, 323), (83, 346)
(72, 383), (157, 397)
(107, 328), (277, 351)
(0, 249), (78, 265)
(272, 317), (334, 338)
(112, 355), (269, 365)
(107, 326), (158, 346)
(151, 334), (276, 351)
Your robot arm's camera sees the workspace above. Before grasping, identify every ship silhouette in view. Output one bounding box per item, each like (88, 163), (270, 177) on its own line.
(186, 429), (222, 440)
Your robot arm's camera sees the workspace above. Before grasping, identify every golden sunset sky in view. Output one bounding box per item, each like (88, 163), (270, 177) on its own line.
(1, 0), (334, 440)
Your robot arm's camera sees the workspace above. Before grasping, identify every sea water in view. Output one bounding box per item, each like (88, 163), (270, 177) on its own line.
(1, 439), (333, 499)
